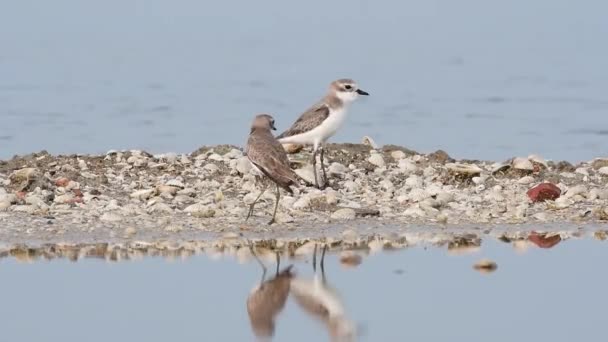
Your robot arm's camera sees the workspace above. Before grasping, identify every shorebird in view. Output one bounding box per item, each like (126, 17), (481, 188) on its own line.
(246, 244), (294, 340)
(245, 114), (301, 225)
(277, 79), (369, 189)
(290, 244), (358, 342)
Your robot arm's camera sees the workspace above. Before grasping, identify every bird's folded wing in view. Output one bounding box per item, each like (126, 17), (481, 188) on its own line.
(277, 105), (330, 138)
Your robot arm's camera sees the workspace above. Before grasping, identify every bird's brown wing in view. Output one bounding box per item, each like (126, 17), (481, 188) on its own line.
(276, 104), (330, 139)
(247, 130), (299, 191)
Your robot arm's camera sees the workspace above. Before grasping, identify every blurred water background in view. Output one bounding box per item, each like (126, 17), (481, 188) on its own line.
(1, 0), (607, 161)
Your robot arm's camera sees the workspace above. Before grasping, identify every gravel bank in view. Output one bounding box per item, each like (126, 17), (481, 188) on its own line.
(1, 144), (607, 245)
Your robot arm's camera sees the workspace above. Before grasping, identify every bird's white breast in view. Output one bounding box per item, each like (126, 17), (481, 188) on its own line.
(278, 107), (348, 149)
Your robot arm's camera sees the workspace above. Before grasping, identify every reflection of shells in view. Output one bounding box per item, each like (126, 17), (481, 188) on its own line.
(512, 240), (532, 254)
(447, 245), (480, 256)
(473, 259), (497, 273)
(339, 251), (363, 268)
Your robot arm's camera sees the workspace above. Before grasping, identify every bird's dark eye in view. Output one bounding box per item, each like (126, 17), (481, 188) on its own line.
(344, 85), (352, 90)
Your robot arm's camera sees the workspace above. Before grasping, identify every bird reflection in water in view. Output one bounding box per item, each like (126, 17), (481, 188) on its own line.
(246, 243), (293, 341)
(290, 244), (358, 342)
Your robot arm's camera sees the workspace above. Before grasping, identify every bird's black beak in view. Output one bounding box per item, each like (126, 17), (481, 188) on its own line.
(356, 89), (369, 96)
(271, 123), (277, 130)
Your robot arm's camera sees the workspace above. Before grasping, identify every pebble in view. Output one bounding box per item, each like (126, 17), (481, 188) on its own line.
(292, 197), (311, 210)
(398, 160), (418, 174)
(368, 153), (385, 168)
(236, 157), (252, 175)
(598, 167), (608, 175)
(517, 176), (535, 185)
(512, 157), (534, 171)
(328, 162), (348, 176)
(331, 208), (356, 220)
(130, 189), (156, 200)
(100, 212), (123, 222)
(391, 150), (407, 160)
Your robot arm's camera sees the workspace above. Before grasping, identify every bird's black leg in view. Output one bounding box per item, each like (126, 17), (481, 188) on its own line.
(312, 243), (318, 273)
(311, 148), (319, 189)
(248, 241), (267, 285)
(319, 146), (328, 189)
(275, 251), (280, 276)
(320, 244), (328, 283)
(246, 182), (269, 221)
(268, 183), (280, 225)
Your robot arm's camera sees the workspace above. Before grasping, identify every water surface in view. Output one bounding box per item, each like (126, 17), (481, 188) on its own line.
(1, 0), (607, 161)
(1, 238), (606, 341)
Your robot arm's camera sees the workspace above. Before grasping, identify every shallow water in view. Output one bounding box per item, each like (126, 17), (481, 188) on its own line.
(1, 0), (607, 161)
(1, 238), (606, 341)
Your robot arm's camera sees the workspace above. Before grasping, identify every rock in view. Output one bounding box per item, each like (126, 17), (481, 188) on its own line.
(294, 165), (317, 185)
(157, 185), (179, 196)
(148, 202), (173, 214)
(368, 153), (385, 168)
(527, 183), (561, 202)
(517, 176), (535, 184)
(404, 175), (423, 188)
(446, 163), (482, 176)
(512, 157), (534, 171)
(236, 157), (253, 175)
(404, 205), (425, 217)
(184, 203), (216, 218)
(100, 212), (123, 222)
(398, 159), (418, 174)
(325, 190), (338, 205)
(275, 212), (294, 223)
(428, 150), (452, 163)
(591, 158), (608, 170)
(331, 208), (356, 220)
(54, 177), (70, 187)
(555, 161), (575, 172)
(9, 168), (41, 191)
(553, 197), (573, 209)
(223, 149), (243, 159)
(203, 163), (220, 174)
(598, 166), (608, 175)
(208, 153), (223, 161)
(130, 189), (156, 200)
(165, 179), (185, 188)
(0, 201), (11, 211)
(164, 224), (184, 232)
(391, 150), (407, 160)
(293, 197), (311, 210)
(564, 185), (587, 198)
(342, 180), (360, 193)
(54, 193), (75, 204)
(328, 162), (348, 176)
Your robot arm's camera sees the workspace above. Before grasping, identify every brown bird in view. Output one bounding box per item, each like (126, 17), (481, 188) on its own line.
(245, 114), (301, 225)
(246, 244), (294, 340)
(276, 79), (369, 189)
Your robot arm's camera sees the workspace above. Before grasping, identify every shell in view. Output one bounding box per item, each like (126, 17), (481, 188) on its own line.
(511, 157), (534, 171)
(445, 163), (483, 175)
(361, 136), (379, 149)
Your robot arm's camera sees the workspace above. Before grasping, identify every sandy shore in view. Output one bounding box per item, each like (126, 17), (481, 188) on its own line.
(1, 143), (607, 248)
